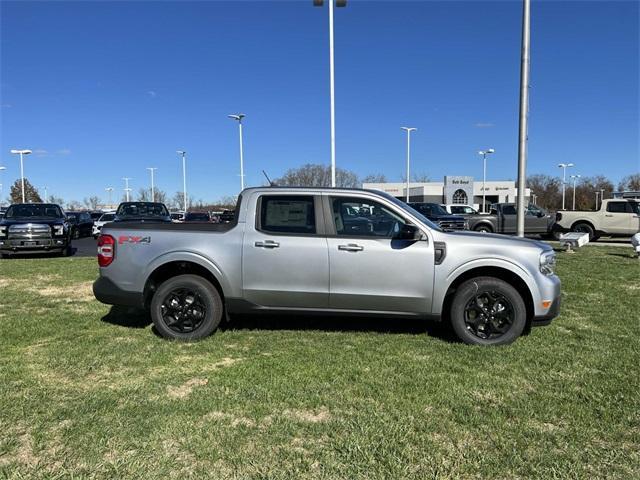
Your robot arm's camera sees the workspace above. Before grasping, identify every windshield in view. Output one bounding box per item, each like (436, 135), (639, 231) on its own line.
(116, 202), (169, 218)
(375, 192), (442, 231)
(99, 213), (115, 222)
(5, 204), (64, 219)
(410, 203), (448, 216)
(631, 202), (640, 215)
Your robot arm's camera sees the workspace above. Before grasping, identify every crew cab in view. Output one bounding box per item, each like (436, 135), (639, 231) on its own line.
(93, 188), (561, 346)
(554, 199), (640, 241)
(408, 203), (468, 230)
(0, 203), (72, 257)
(468, 203), (556, 236)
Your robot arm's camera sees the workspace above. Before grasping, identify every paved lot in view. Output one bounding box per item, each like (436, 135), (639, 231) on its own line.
(73, 236), (98, 257)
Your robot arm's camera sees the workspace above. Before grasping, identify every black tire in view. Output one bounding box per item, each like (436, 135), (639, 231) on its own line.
(150, 274), (223, 341)
(474, 224), (493, 233)
(450, 277), (527, 346)
(59, 245), (71, 257)
(572, 222), (595, 241)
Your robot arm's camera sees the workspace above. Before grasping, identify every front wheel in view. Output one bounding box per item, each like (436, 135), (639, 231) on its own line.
(450, 277), (527, 346)
(474, 224), (493, 233)
(150, 274), (223, 340)
(572, 222), (595, 241)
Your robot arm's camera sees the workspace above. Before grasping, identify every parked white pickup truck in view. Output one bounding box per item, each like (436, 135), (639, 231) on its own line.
(555, 199), (640, 241)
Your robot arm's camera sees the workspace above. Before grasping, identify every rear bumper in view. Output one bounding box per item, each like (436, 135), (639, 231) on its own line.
(93, 276), (144, 308)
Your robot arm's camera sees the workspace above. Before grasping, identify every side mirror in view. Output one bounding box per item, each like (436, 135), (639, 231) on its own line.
(395, 224), (421, 240)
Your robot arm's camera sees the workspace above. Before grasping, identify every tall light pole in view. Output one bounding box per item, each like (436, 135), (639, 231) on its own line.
(0, 166), (5, 205)
(122, 177), (132, 202)
(10, 149), (32, 203)
(570, 174), (581, 210)
(515, 0), (531, 237)
(595, 191), (600, 210)
(314, 0), (347, 187)
(228, 114), (246, 191)
(176, 151), (187, 212)
(558, 163), (574, 210)
(401, 127), (417, 202)
(478, 149), (495, 212)
(43, 186), (48, 203)
(105, 187), (114, 207)
(146, 167), (157, 202)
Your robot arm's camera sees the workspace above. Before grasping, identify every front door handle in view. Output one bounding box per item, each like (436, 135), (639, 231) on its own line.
(338, 243), (364, 252)
(605, 214), (613, 217)
(255, 240), (280, 248)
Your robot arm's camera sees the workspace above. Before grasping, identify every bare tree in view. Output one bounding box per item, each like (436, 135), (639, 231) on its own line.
(618, 173), (640, 192)
(66, 200), (83, 211)
(49, 195), (64, 206)
(83, 196), (100, 209)
(527, 174), (562, 210)
(275, 163), (359, 188)
(362, 173), (388, 184)
(400, 172), (431, 183)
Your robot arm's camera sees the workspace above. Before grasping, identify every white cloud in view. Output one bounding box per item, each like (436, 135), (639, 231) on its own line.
(33, 149), (49, 156)
(1, 103), (11, 108)
(474, 122), (495, 128)
(147, 90), (157, 98)
(57, 148), (72, 155)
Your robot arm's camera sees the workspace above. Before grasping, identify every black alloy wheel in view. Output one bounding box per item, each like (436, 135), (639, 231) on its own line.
(463, 290), (514, 340)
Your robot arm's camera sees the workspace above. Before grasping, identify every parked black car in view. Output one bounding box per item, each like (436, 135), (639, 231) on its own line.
(183, 212), (211, 222)
(66, 211), (94, 238)
(114, 202), (172, 223)
(0, 203), (72, 257)
(408, 202), (468, 231)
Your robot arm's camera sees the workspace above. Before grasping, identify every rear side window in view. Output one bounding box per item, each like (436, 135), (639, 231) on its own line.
(502, 205), (517, 215)
(606, 202), (633, 213)
(259, 195), (316, 234)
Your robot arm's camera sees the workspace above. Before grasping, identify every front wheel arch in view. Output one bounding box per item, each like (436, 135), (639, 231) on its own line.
(441, 266), (534, 333)
(473, 223), (494, 233)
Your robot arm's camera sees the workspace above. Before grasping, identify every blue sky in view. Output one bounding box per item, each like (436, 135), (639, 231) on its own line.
(1, 0), (638, 204)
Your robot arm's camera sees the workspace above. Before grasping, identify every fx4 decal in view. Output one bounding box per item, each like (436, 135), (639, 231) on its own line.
(118, 235), (151, 245)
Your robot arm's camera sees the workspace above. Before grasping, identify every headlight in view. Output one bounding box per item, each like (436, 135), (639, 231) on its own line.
(464, 219), (469, 230)
(0, 226), (6, 237)
(53, 225), (65, 236)
(539, 251), (556, 275)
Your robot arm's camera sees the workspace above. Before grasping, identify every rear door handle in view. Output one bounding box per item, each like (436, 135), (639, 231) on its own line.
(255, 240), (280, 248)
(605, 214), (613, 217)
(338, 243), (364, 252)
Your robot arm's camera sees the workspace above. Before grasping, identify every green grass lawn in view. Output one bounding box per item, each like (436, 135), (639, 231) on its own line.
(0, 247), (639, 479)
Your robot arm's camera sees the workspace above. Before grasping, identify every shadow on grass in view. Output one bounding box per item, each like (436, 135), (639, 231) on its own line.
(222, 313), (459, 343)
(101, 305), (152, 329)
(607, 252), (638, 259)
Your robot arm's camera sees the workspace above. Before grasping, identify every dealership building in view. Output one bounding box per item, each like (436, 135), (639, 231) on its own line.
(363, 176), (531, 211)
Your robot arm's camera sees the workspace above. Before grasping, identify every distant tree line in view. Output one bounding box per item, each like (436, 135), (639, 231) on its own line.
(4, 171), (639, 212)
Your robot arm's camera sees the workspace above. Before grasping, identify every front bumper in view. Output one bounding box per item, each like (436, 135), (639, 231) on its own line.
(93, 276), (144, 308)
(532, 295), (561, 326)
(0, 237), (69, 252)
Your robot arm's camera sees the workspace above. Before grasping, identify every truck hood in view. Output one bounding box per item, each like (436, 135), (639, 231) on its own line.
(0, 218), (66, 226)
(438, 230), (552, 252)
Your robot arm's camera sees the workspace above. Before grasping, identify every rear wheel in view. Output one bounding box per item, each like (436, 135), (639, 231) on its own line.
(572, 222), (595, 241)
(450, 277), (527, 346)
(150, 274), (223, 340)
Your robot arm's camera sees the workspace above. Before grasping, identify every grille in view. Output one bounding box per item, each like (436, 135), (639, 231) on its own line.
(438, 220), (466, 230)
(8, 223), (52, 239)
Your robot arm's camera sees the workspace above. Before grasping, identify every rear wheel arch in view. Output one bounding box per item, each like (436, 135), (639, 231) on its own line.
(442, 266), (534, 331)
(144, 261), (225, 308)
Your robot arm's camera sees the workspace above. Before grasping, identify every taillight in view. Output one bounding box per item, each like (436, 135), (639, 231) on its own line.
(97, 234), (115, 267)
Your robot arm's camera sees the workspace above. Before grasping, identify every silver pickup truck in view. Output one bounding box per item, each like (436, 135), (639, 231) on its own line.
(93, 187), (561, 346)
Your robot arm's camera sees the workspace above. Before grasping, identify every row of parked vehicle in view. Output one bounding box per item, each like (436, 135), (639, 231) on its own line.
(0, 201), (237, 257)
(408, 199), (640, 240)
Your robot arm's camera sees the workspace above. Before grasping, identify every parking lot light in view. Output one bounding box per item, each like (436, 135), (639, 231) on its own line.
(401, 127), (417, 202)
(10, 149), (32, 203)
(176, 151), (188, 212)
(228, 115), (246, 191)
(146, 167), (157, 202)
(570, 174), (581, 210)
(478, 149), (495, 213)
(558, 163), (574, 210)
(122, 177), (132, 202)
(105, 187), (114, 207)
(0, 166), (5, 206)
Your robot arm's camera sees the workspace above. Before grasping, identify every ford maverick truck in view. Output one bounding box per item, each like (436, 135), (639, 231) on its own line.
(93, 188), (561, 346)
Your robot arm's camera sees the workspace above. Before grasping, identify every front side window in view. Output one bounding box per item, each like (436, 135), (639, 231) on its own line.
(259, 195), (316, 234)
(332, 197), (405, 237)
(451, 205), (475, 215)
(502, 205), (517, 215)
(607, 202), (632, 214)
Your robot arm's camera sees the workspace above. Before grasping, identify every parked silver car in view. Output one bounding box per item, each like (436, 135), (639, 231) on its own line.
(93, 187), (561, 346)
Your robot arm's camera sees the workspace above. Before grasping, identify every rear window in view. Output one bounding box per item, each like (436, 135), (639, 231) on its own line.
(116, 203), (169, 217)
(259, 195), (316, 234)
